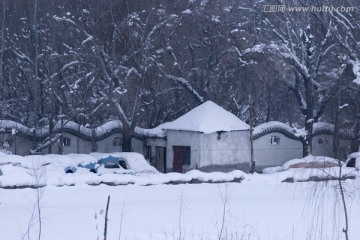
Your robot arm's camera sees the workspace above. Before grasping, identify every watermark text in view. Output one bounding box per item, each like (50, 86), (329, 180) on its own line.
(262, 5), (354, 13)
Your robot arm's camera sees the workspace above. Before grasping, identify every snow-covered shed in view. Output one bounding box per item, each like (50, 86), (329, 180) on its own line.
(253, 122), (303, 170)
(163, 101), (251, 173)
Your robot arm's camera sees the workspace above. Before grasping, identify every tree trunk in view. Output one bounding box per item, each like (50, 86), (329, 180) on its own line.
(121, 124), (133, 152)
(303, 76), (314, 156)
(350, 105), (360, 153)
(0, 0), (6, 103)
(32, 0), (40, 129)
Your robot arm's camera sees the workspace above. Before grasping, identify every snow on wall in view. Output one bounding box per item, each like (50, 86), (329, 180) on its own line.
(135, 122), (169, 138)
(0, 120), (32, 135)
(0, 119), (165, 141)
(253, 121), (350, 140)
(253, 121), (301, 140)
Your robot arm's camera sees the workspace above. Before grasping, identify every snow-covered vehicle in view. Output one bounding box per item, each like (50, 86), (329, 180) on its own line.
(63, 153), (157, 175)
(65, 155), (135, 175)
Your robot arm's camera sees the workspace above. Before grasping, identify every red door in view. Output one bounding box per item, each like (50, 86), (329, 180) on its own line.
(173, 146), (185, 173)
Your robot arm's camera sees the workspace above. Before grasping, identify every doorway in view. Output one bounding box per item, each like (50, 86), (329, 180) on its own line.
(173, 146), (191, 173)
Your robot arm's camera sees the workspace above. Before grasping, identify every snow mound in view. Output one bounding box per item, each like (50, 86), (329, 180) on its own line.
(283, 155), (339, 170)
(0, 152), (247, 188)
(0, 164), (37, 188)
(279, 167), (357, 182)
(261, 155), (357, 182)
(164, 101), (249, 134)
(262, 155), (342, 175)
(262, 166), (284, 174)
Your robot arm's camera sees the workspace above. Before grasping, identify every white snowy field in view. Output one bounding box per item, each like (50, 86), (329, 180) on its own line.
(1, 152), (360, 239)
(1, 176), (360, 240)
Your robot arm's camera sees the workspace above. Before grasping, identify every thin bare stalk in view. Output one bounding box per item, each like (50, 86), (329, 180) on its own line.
(338, 165), (349, 240)
(178, 192), (183, 240)
(118, 201), (126, 240)
(104, 195), (110, 240)
(218, 184), (229, 240)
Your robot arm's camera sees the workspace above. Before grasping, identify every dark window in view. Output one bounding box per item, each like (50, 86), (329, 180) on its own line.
(318, 137), (327, 144)
(270, 136), (279, 145)
(113, 137), (122, 146)
(63, 137), (71, 146)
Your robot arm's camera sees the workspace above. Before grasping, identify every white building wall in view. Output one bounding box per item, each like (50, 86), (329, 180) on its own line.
(312, 134), (333, 157)
(132, 137), (144, 154)
(312, 134), (351, 160)
(97, 133), (123, 153)
(253, 132), (303, 168)
(166, 130), (201, 171)
(62, 132), (92, 154)
(199, 131), (251, 167)
(1, 133), (32, 155)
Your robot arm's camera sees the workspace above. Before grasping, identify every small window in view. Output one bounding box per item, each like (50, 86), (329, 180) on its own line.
(112, 137), (122, 146)
(270, 136), (280, 145)
(318, 137), (327, 144)
(63, 137), (71, 146)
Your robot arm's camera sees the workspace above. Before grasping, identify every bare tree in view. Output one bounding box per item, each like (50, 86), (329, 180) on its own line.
(259, 3), (342, 156)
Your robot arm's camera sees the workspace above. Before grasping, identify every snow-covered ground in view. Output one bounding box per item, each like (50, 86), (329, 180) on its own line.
(1, 177), (360, 240)
(1, 153), (360, 240)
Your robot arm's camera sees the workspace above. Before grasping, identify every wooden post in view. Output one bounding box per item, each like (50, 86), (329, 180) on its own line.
(249, 94), (255, 173)
(104, 195), (110, 240)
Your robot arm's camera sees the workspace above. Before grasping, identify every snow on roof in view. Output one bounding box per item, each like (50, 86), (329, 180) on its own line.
(163, 101), (249, 133)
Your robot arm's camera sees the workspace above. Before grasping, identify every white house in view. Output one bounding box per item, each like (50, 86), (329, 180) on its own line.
(162, 101), (251, 173)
